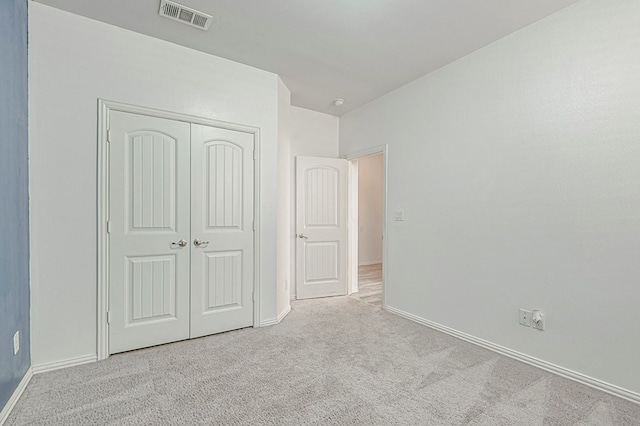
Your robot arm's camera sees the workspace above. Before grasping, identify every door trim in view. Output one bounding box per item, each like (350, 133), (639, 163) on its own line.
(343, 145), (388, 309)
(97, 99), (262, 360)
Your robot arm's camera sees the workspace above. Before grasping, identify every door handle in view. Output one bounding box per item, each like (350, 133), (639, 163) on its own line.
(171, 239), (188, 248)
(194, 238), (210, 247)
(297, 234), (308, 240)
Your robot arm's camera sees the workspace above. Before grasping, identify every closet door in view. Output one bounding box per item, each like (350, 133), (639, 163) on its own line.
(190, 124), (255, 338)
(108, 112), (191, 354)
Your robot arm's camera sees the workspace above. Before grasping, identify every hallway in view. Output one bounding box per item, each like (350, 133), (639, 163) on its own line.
(350, 263), (382, 306)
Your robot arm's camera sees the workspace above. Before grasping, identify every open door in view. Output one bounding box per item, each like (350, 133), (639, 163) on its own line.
(295, 156), (348, 299)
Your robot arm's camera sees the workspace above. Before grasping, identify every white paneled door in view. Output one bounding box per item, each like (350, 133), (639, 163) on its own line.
(295, 156), (348, 299)
(190, 124), (254, 338)
(108, 112), (191, 353)
(108, 111), (254, 354)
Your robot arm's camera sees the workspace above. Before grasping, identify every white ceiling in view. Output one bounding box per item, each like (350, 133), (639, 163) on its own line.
(32, 0), (582, 116)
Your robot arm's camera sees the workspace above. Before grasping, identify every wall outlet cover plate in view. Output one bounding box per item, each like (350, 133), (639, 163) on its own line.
(13, 330), (20, 355)
(519, 309), (532, 327)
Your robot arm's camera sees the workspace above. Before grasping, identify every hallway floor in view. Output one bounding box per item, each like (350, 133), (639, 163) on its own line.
(350, 263), (382, 306)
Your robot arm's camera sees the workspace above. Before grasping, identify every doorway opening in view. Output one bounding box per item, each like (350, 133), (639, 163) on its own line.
(292, 146), (387, 305)
(345, 145), (388, 308)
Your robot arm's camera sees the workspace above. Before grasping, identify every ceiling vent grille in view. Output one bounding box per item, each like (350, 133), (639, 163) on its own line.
(159, 0), (212, 31)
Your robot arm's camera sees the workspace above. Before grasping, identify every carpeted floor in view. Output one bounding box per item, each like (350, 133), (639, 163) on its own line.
(7, 297), (640, 425)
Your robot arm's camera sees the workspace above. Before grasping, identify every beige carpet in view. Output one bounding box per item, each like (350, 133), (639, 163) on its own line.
(7, 297), (640, 425)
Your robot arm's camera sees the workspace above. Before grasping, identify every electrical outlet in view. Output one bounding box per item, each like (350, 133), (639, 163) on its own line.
(532, 310), (545, 331)
(519, 309), (532, 327)
(13, 331), (20, 355)
(394, 210), (405, 221)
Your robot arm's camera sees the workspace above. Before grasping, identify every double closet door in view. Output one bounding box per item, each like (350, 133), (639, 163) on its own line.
(108, 111), (254, 354)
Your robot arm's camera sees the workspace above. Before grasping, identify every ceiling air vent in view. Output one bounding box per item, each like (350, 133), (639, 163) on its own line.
(159, 0), (212, 31)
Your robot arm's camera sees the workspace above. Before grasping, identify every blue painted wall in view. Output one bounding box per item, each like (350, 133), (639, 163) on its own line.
(0, 0), (30, 411)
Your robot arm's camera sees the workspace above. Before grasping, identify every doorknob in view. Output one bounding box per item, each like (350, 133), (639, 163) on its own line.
(194, 238), (210, 247)
(171, 239), (188, 248)
(297, 234), (308, 239)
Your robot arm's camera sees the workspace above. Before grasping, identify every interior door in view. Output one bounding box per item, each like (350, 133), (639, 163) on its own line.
(295, 156), (348, 299)
(108, 111), (191, 354)
(189, 124), (255, 338)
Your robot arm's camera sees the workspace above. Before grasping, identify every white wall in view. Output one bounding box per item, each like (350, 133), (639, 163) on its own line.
(29, 4), (281, 366)
(289, 106), (339, 298)
(340, 0), (640, 395)
(358, 154), (383, 265)
(276, 78), (292, 317)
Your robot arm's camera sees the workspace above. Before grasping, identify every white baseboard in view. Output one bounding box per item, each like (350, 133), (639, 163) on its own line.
(1, 355), (97, 424)
(277, 304), (292, 323)
(358, 260), (382, 266)
(385, 305), (640, 405)
(260, 304), (292, 327)
(0, 367), (33, 426)
(32, 354), (97, 374)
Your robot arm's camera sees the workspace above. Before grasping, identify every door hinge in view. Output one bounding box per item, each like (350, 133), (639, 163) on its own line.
(107, 130), (112, 143)
(252, 292), (255, 302)
(252, 220), (255, 231)
(107, 311), (112, 324)
(253, 150), (256, 160)
(106, 220), (111, 234)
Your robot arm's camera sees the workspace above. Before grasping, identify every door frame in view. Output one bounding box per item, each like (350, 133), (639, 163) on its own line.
(97, 99), (262, 360)
(343, 145), (388, 309)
